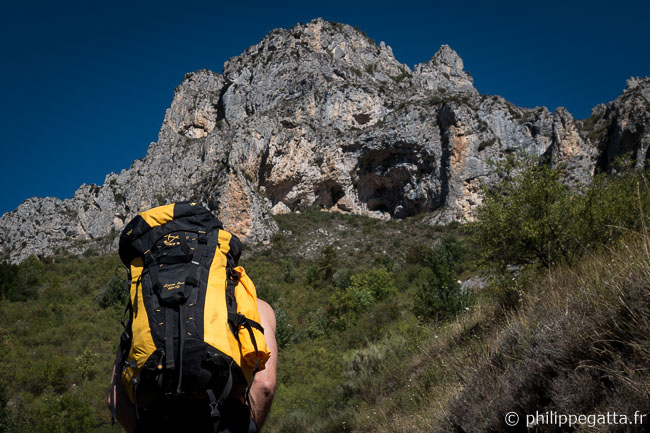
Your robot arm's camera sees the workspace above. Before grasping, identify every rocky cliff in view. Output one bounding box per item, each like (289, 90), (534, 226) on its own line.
(1, 19), (649, 263)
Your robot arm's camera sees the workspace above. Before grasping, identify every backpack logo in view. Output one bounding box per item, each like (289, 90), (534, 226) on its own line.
(110, 202), (271, 426)
(163, 234), (180, 246)
(163, 281), (185, 291)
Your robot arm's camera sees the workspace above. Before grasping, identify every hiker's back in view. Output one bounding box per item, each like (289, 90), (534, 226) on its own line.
(109, 202), (271, 433)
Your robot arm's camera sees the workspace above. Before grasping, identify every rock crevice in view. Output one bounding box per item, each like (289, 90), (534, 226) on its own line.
(1, 19), (648, 263)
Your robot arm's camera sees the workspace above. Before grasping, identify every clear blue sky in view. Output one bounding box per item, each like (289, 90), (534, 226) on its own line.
(1, 0), (649, 216)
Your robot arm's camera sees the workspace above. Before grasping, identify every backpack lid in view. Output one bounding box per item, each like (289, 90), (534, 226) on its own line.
(118, 202), (223, 266)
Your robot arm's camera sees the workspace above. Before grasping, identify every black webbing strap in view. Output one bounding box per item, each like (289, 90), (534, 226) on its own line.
(228, 312), (264, 336)
(185, 231), (208, 287)
(242, 320), (262, 405)
(120, 298), (133, 332)
(157, 254), (193, 265)
(206, 362), (234, 432)
(227, 312), (264, 405)
(165, 307), (175, 369)
(225, 267), (240, 337)
(133, 276), (142, 317)
(144, 250), (161, 294)
(121, 359), (140, 420)
(176, 303), (186, 393)
(179, 233), (192, 256)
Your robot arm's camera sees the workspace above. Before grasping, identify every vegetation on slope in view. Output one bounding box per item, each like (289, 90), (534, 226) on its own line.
(1, 159), (648, 433)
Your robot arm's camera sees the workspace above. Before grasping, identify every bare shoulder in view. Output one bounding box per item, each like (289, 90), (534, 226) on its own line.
(257, 299), (276, 332)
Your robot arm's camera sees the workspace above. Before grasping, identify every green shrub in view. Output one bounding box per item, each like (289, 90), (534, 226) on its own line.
(305, 308), (328, 338)
(348, 268), (396, 301)
(305, 265), (320, 286)
(75, 348), (97, 381)
(0, 262), (18, 301)
(317, 245), (338, 281)
(470, 154), (650, 275)
(281, 259), (296, 283)
(96, 275), (127, 308)
(274, 305), (295, 348)
(329, 282), (374, 330)
(0, 383), (9, 433)
(331, 268), (351, 289)
(4, 256), (42, 301)
(328, 268), (397, 329)
(470, 156), (577, 271)
(40, 356), (72, 394)
(341, 336), (406, 399)
(30, 391), (98, 433)
(412, 241), (468, 321)
(575, 170), (650, 246)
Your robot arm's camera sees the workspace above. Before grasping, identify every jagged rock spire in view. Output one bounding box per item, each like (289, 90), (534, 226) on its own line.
(1, 20), (648, 263)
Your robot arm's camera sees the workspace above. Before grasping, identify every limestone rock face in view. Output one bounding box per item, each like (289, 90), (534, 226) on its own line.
(585, 77), (650, 172)
(1, 18), (649, 263)
(413, 44), (477, 95)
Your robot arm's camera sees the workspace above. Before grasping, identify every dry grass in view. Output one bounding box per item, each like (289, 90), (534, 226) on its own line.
(337, 229), (650, 433)
(340, 295), (503, 433)
(445, 231), (650, 432)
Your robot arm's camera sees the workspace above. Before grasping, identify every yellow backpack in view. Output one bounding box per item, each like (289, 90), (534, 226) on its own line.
(109, 202), (270, 424)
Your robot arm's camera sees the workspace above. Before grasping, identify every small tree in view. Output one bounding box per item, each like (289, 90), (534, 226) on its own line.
(471, 154), (650, 276)
(470, 155), (577, 272)
(328, 268), (397, 329)
(413, 240), (468, 321)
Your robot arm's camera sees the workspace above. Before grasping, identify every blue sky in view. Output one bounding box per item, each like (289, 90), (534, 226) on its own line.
(1, 0), (649, 215)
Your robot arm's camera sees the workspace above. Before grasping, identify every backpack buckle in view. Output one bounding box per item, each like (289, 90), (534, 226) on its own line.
(206, 389), (220, 418)
(143, 250), (154, 266)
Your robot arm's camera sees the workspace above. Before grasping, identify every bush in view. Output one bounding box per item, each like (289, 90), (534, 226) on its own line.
(470, 156), (577, 271)
(331, 268), (351, 289)
(575, 170), (650, 246)
(3, 256), (42, 301)
(348, 268), (396, 301)
(317, 245), (338, 281)
(305, 308), (328, 338)
(274, 305), (295, 348)
(96, 275), (127, 308)
(412, 241), (469, 321)
(341, 336), (406, 399)
(470, 155), (650, 274)
(30, 391), (98, 433)
(75, 348), (97, 381)
(281, 259), (296, 283)
(328, 268), (397, 329)
(0, 262), (18, 301)
(0, 382), (9, 433)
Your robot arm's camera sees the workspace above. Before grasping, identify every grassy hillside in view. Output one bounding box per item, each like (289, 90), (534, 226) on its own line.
(1, 164), (649, 433)
(0, 253), (124, 433)
(0, 211), (466, 432)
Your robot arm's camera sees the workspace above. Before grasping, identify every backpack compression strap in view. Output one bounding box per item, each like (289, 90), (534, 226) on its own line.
(224, 267), (265, 403)
(230, 313), (264, 404)
(206, 360), (234, 431)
